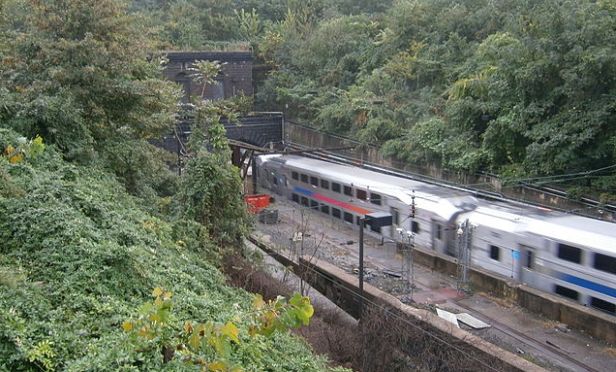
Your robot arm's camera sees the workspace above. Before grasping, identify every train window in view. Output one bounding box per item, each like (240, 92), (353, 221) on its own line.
(344, 212), (353, 224)
(390, 208), (399, 226)
(436, 224), (442, 240)
(310, 199), (318, 209)
(356, 216), (361, 225)
(525, 251), (534, 269)
(300, 174), (308, 183)
(370, 223), (381, 233)
(411, 221), (420, 234)
(272, 175), (278, 185)
(557, 243), (582, 264)
(292, 171), (298, 180)
(343, 185), (353, 196)
(590, 297), (616, 314)
(370, 193), (382, 205)
(490, 245), (500, 261)
(593, 253), (616, 275)
(310, 176), (318, 187)
(301, 196), (309, 207)
(292, 193), (299, 203)
(332, 208), (341, 219)
(356, 189), (367, 200)
(554, 285), (579, 301)
(332, 182), (341, 193)
(321, 179), (329, 189)
(320, 204), (329, 214)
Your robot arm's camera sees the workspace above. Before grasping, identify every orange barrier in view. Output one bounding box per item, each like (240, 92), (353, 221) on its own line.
(244, 194), (271, 213)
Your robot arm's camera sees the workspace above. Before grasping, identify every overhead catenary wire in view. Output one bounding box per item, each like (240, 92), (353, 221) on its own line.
(286, 145), (616, 216)
(249, 204), (502, 371)
(255, 238), (505, 372)
(512, 163), (616, 183)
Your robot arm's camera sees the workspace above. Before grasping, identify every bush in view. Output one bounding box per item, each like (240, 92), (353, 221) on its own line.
(0, 131), (337, 371)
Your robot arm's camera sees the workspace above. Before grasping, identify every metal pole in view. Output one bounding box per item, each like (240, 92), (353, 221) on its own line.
(281, 112), (286, 146)
(251, 154), (257, 194)
(177, 135), (182, 176)
(359, 217), (365, 318)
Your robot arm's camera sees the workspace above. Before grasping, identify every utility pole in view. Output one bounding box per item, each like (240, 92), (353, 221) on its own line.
(358, 217), (365, 317)
(358, 212), (392, 318)
(400, 231), (414, 298)
(456, 219), (472, 293)
(401, 191), (416, 298)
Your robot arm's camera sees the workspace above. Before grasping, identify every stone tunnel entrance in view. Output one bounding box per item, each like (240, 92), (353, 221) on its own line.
(155, 111), (284, 185)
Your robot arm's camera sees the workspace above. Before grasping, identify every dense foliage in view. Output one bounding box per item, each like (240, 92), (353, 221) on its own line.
(0, 130), (335, 371)
(121, 0), (616, 197)
(129, 0), (393, 49)
(175, 100), (252, 248)
(257, 0), (616, 186)
(1, 0), (180, 199)
(0, 1), (345, 370)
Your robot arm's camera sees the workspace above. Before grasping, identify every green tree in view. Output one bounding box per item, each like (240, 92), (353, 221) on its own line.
(0, 0), (180, 196)
(176, 100), (250, 247)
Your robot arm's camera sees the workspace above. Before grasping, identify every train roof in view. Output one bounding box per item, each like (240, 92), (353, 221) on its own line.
(465, 205), (526, 234)
(524, 215), (616, 256)
(260, 154), (616, 256)
(470, 200), (616, 255)
(260, 154), (477, 221)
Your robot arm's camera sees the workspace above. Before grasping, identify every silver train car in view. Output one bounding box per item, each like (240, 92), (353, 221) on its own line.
(256, 154), (616, 315)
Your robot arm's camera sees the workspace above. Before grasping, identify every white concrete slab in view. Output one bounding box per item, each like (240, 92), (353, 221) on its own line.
(456, 313), (491, 329)
(436, 308), (460, 328)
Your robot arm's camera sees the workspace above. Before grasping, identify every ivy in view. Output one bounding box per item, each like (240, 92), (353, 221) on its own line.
(0, 130), (338, 371)
(123, 288), (315, 371)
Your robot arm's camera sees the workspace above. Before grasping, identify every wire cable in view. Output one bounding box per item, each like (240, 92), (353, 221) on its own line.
(249, 230), (505, 372)
(280, 251), (505, 372)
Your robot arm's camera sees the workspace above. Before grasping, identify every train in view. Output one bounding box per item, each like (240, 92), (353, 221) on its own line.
(255, 154), (616, 316)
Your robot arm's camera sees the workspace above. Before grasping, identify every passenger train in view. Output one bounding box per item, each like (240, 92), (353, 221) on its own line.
(256, 154), (616, 316)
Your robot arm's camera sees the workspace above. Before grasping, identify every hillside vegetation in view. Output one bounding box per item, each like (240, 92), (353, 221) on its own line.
(131, 0), (616, 199)
(257, 0), (616, 199)
(0, 129), (332, 371)
(0, 0), (345, 370)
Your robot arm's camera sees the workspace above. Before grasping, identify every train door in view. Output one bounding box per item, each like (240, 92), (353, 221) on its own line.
(390, 207), (400, 239)
(431, 220), (447, 253)
(509, 248), (521, 280)
(519, 245), (537, 284)
(278, 175), (287, 197)
(271, 171), (279, 194)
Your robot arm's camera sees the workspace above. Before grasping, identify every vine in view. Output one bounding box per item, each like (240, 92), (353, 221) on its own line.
(123, 288), (315, 371)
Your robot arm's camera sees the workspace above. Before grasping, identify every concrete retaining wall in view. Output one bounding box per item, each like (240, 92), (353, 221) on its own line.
(248, 235), (544, 371)
(518, 286), (616, 344)
(411, 246), (616, 343)
(299, 257), (543, 372)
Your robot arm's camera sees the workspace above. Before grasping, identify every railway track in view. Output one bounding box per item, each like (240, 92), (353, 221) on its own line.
(255, 197), (612, 372)
(453, 302), (600, 372)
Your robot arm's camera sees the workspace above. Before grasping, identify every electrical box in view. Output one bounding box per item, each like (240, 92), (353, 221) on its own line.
(365, 212), (392, 228)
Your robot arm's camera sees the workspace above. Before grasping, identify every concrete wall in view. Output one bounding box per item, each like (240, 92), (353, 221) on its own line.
(163, 51), (253, 103)
(248, 235), (544, 371)
(518, 286), (616, 344)
(411, 246), (616, 343)
(300, 257), (542, 372)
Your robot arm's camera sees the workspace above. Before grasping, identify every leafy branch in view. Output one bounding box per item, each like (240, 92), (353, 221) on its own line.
(2, 135), (45, 164)
(123, 288), (315, 370)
